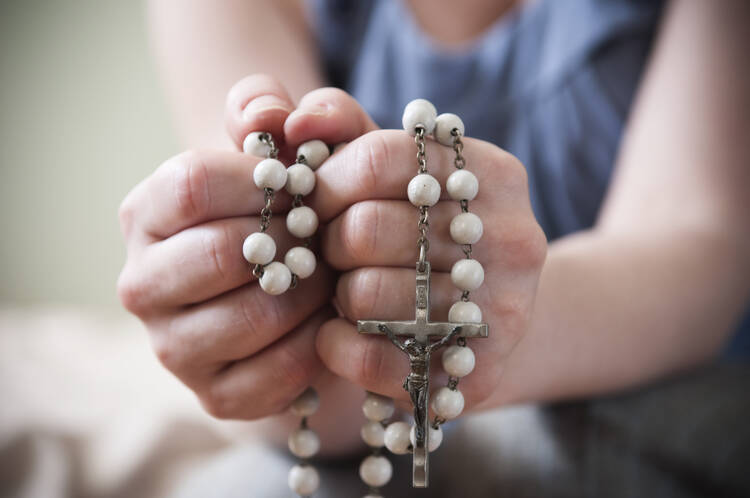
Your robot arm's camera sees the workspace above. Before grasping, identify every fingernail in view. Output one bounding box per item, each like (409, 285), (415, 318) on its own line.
(289, 103), (330, 120)
(242, 95), (293, 121)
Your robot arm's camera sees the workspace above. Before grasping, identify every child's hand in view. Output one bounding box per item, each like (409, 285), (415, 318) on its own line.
(117, 75), (345, 420)
(285, 92), (548, 414)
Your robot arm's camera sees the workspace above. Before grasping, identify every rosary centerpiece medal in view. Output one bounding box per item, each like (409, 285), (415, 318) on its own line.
(357, 99), (489, 488)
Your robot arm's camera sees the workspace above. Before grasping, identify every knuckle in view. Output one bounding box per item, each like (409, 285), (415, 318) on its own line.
(202, 224), (234, 282)
(351, 131), (390, 194)
(270, 345), (313, 406)
(471, 363), (504, 406)
(116, 265), (148, 315)
(342, 269), (383, 321)
(503, 154), (529, 187)
(340, 202), (380, 264)
(118, 193), (137, 240)
(494, 294), (529, 347)
(499, 221), (548, 270)
(169, 150), (211, 222)
(149, 331), (182, 373)
(488, 152), (528, 192)
(200, 383), (238, 420)
(239, 286), (281, 342)
(357, 337), (386, 388)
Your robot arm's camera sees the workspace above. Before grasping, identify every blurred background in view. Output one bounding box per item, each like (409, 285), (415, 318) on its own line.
(0, 0), (175, 308)
(0, 2), (231, 497)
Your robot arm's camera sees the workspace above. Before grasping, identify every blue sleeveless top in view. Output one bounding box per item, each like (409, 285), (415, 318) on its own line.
(307, 0), (750, 358)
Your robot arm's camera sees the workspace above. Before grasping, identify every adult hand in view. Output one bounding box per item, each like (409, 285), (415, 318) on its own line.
(117, 75), (344, 420)
(288, 95), (547, 414)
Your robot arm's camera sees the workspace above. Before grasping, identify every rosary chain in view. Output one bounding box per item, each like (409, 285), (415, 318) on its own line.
(259, 188), (275, 232)
(451, 129), (465, 169)
(417, 207), (430, 271)
(258, 132), (279, 158)
(415, 126), (427, 174)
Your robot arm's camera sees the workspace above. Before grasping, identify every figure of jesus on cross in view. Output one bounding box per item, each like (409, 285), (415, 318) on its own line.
(358, 262), (488, 487)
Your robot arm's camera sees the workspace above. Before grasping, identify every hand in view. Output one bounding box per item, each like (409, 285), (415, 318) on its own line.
(116, 75), (350, 420)
(291, 98), (548, 414)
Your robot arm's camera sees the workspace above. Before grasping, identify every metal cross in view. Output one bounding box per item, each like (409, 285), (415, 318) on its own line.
(357, 262), (489, 488)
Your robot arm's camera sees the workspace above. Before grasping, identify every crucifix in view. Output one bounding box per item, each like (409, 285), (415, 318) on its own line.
(357, 262), (489, 488)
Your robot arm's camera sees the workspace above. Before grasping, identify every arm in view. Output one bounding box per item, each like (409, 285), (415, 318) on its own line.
(148, 0), (324, 149)
(430, 327), (462, 352)
(380, 324), (407, 352)
(490, 0), (750, 406)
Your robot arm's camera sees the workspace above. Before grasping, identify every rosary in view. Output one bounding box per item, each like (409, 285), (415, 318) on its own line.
(241, 99), (488, 496)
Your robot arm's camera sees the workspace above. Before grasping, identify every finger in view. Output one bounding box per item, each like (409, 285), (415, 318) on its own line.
(199, 306), (335, 420)
(307, 130), (530, 222)
(225, 74), (295, 153)
(336, 267), (538, 346)
(316, 317), (506, 409)
(119, 216), (305, 311)
(284, 87), (379, 146)
(323, 199), (540, 272)
(148, 264), (335, 386)
(319, 266), (533, 401)
(120, 149), (292, 242)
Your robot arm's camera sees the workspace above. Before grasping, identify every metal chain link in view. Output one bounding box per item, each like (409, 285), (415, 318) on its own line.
(415, 126), (427, 174)
(417, 205), (430, 271)
(259, 188), (274, 232)
(258, 132), (279, 158)
(451, 130), (465, 169)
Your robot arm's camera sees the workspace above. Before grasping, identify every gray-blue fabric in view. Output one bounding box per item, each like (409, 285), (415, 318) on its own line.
(307, 0), (750, 358)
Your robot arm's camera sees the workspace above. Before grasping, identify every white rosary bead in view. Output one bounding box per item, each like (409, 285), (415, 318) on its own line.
(242, 131), (271, 157)
(407, 173), (441, 207)
(446, 169), (479, 201)
(297, 139), (330, 169)
(288, 464), (320, 496)
(450, 212), (484, 245)
(383, 421), (412, 455)
(284, 246), (316, 279)
(285, 163), (316, 196)
(409, 424), (443, 452)
(288, 428), (321, 459)
(286, 206), (319, 238)
(253, 158), (288, 190)
(290, 387), (320, 417)
(259, 261), (292, 295)
(434, 113), (465, 146)
(402, 98), (437, 135)
(242, 232), (276, 265)
(359, 455), (393, 488)
(442, 345), (476, 378)
(431, 387), (465, 420)
(361, 420), (385, 448)
(450, 259), (485, 291)
(362, 392), (395, 422)
(448, 301), (483, 323)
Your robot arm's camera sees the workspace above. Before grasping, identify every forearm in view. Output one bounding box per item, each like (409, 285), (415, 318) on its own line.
(490, 226), (749, 407)
(148, 0), (324, 148)
(488, 0), (750, 408)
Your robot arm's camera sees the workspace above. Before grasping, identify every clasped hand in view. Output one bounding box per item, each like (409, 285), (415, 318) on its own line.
(117, 74), (546, 422)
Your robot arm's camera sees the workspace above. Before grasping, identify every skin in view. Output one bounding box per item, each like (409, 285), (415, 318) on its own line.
(121, 0), (750, 455)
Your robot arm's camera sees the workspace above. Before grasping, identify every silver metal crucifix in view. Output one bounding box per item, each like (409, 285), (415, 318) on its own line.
(357, 262), (489, 488)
